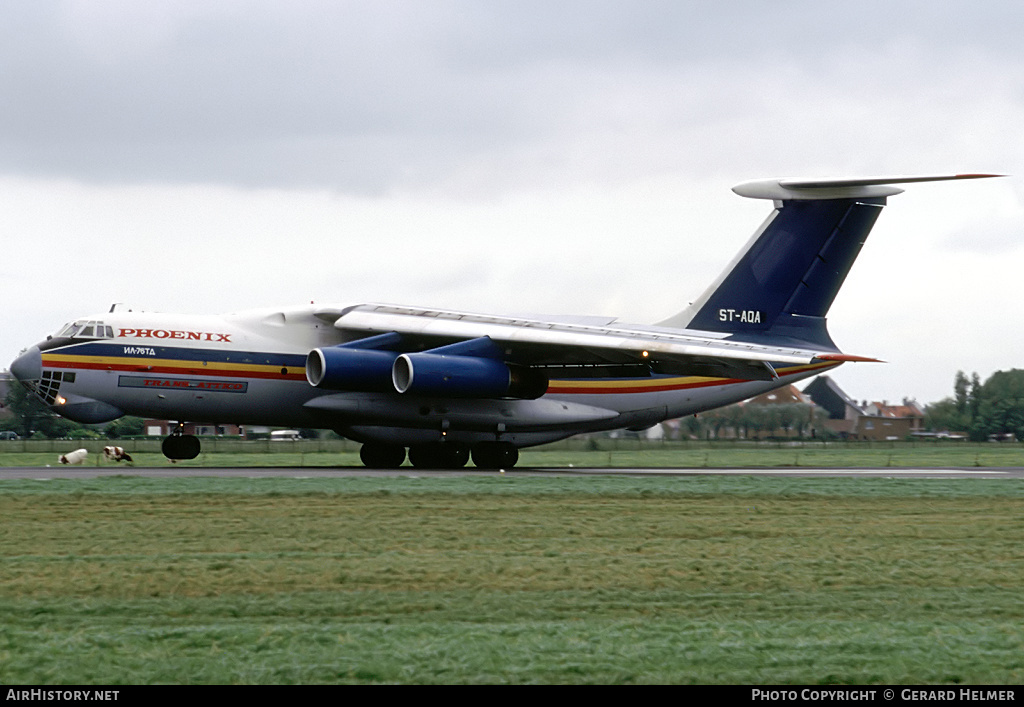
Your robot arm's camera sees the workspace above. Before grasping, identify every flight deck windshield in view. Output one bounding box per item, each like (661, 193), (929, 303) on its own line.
(55, 321), (114, 340)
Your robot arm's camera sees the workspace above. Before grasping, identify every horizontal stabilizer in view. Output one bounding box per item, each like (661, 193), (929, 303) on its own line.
(732, 174), (1003, 200)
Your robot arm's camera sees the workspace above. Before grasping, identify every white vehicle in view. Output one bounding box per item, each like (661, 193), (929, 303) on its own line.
(10, 175), (997, 468)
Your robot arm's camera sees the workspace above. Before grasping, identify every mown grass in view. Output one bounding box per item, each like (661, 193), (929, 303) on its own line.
(1, 475), (1023, 684)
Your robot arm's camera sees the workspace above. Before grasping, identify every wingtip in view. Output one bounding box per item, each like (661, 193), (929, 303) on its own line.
(953, 173), (1006, 178)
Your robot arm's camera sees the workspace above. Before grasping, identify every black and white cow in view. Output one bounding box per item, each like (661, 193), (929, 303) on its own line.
(103, 446), (134, 463)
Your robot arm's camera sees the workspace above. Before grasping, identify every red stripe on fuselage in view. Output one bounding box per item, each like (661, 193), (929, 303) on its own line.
(42, 357), (308, 381)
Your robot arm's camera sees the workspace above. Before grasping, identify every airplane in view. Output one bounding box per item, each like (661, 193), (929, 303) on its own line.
(9, 174), (998, 469)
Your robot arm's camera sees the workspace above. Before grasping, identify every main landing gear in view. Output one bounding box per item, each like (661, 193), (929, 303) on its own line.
(162, 423), (201, 460)
(358, 441), (519, 470)
(470, 442), (519, 469)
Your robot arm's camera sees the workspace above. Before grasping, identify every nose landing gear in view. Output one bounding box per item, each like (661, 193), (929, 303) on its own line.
(161, 423), (201, 460)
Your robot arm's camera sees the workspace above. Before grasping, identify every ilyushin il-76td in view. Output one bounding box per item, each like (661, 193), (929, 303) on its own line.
(10, 174), (998, 468)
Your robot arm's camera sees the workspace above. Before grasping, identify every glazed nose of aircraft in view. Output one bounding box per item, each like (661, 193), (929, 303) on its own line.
(10, 346), (42, 383)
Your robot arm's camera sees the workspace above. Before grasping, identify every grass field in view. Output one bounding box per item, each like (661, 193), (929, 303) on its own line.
(1, 474), (1023, 684)
(2, 438), (1024, 469)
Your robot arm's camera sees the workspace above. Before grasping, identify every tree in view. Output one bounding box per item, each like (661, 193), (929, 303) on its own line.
(104, 416), (145, 439)
(2, 382), (87, 438)
(969, 372), (983, 419)
(968, 369), (1024, 441)
(741, 405), (768, 439)
(761, 406), (782, 437)
(927, 370), (988, 436)
(681, 415), (702, 439)
(700, 407), (729, 439)
(925, 397), (969, 433)
(776, 403), (801, 437)
(954, 370), (970, 414)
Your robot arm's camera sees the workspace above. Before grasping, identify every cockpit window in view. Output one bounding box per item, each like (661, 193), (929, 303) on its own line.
(55, 320), (113, 340)
(56, 322), (82, 338)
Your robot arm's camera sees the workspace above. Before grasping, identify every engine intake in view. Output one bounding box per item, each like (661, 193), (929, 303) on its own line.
(306, 347), (399, 391)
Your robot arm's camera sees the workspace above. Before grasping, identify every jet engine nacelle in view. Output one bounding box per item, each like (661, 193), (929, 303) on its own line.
(392, 353), (548, 399)
(306, 347), (398, 392)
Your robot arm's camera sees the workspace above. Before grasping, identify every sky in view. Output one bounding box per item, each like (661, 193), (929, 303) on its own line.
(2, 0), (1023, 408)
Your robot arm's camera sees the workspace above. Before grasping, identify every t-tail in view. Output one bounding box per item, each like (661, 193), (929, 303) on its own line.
(659, 174), (1001, 350)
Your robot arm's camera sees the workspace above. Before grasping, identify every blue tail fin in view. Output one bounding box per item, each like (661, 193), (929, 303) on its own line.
(659, 174), (1000, 350)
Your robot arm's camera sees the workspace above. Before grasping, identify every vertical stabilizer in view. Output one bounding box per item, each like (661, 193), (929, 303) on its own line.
(659, 174), (1000, 350)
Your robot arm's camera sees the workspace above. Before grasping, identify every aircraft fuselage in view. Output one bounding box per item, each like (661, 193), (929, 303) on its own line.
(14, 305), (838, 449)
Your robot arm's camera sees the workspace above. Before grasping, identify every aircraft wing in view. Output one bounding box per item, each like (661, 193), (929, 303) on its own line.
(319, 303), (870, 382)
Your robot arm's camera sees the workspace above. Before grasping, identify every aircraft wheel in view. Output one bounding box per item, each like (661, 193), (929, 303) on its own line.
(359, 444), (406, 469)
(408, 442), (469, 469)
(438, 442), (470, 469)
(471, 442), (519, 469)
(408, 444), (439, 468)
(162, 434), (201, 460)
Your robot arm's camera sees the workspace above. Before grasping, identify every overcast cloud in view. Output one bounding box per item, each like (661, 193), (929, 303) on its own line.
(3, 1), (1023, 407)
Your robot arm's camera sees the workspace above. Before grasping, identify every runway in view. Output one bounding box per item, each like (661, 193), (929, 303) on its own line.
(2, 466), (1023, 480)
